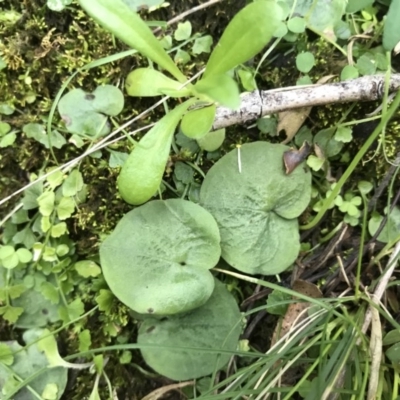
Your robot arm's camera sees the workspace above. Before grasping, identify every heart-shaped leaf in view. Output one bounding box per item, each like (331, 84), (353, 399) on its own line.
(100, 199), (221, 315)
(138, 278), (242, 380)
(58, 85), (124, 138)
(200, 142), (312, 275)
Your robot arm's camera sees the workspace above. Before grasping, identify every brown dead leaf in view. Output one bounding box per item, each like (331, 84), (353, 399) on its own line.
(283, 141), (311, 174)
(278, 106), (312, 144)
(279, 75), (336, 144)
(271, 280), (322, 347)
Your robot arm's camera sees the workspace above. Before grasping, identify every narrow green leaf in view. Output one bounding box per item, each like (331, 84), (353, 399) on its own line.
(125, 68), (191, 97)
(181, 105), (216, 139)
(194, 74), (240, 109)
(383, 0), (400, 51)
(204, 1), (281, 77)
(117, 100), (195, 205)
(78, 0), (186, 82)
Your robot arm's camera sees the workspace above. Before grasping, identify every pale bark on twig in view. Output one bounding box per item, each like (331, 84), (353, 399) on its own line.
(212, 74), (400, 130)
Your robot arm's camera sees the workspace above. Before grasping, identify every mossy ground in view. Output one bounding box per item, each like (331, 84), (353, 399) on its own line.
(1, 1), (399, 399)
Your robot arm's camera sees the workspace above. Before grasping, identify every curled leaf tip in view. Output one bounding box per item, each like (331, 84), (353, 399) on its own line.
(283, 141), (311, 174)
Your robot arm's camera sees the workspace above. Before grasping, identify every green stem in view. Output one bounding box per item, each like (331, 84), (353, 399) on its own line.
(301, 89), (400, 230)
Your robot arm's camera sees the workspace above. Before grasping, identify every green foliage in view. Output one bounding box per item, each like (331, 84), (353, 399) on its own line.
(200, 142), (312, 275)
(138, 278), (243, 380)
(100, 199), (220, 315)
(117, 100), (194, 205)
(181, 105), (216, 138)
(78, 0), (187, 82)
(2, 0), (400, 396)
(196, 128), (226, 152)
(0, 329), (68, 400)
(58, 85), (124, 141)
(383, 0), (400, 51)
(369, 206), (400, 243)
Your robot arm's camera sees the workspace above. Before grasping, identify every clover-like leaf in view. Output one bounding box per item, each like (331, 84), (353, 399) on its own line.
(200, 142), (312, 275)
(100, 199), (221, 315)
(58, 85), (124, 138)
(138, 278), (242, 380)
(0, 329), (67, 400)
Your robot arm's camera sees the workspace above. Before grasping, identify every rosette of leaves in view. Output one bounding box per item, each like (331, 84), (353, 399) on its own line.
(138, 278), (242, 381)
(200, 141), (312, 275)
(99, 199), (221, 315)
(78, 0), (283, 205)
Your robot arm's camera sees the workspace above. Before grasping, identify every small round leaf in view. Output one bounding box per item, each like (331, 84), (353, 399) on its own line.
(296, 52), (315, 73)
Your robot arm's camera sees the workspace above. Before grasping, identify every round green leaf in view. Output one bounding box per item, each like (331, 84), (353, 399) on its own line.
(92, 85), (124, 116)
(196, 128), (225, 152)
(296, 52), (315, 73)
(368, 207), (400, 243)
(100, 199), (221, 315)
(74, 260), (101, 278)
(138, 278), (242, 380)
(199, 142), (312, 275)
(287, 17), (306, 33)
(0, 121), (11, 135)
(180, 105), (216, 139)
(16, 248), (32, 264)
(0, 246), (19, 269)
(341, 65), (359, 80)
